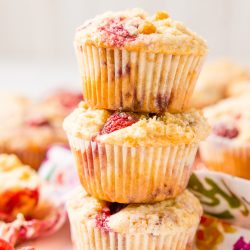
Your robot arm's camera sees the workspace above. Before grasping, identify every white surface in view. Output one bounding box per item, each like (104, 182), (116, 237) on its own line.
(0, 0), (250, 95)
(1, 0), (250, 63)
(0, 58), (81, 97)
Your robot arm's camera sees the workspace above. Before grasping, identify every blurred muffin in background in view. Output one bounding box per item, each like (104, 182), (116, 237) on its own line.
(0, 89), (82, 170)
(0, 154), (40, 220)
(0, 93), (29, 129)
(40, 89), (83, 122)
(226, 80), (250, 97)
(199, 96), (250, 179)
(39, 89), (83, 142)
(190, 59), (250, 109)
(0, 112), (63, 170)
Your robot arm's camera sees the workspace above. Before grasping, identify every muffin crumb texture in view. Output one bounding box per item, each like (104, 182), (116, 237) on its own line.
(67, 187), (202, 235)
(63, 102), (210, 146)
(75, 9), (207, 55)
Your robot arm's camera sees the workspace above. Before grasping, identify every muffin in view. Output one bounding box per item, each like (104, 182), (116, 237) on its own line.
(199, 96), (250, 179)
(38, 89), (83, 143)
(226, 80), (250, 98)
(67, 187), (202, 250)
(0, 93), (29, 129)
(63, 102), (209, 203)
(0, 154), (39, 220)
(0, 96), (72, 170)
(75, 9), (207, 113)
(191, 59), (250, 108)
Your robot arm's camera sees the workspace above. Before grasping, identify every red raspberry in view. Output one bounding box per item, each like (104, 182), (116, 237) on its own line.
(101, 112), (139, 135)
(95, 208), (111, 232)
(98, 17), (137, 47)
(212, 123), (239, 139)
(26, 117), (50, 127)
(0, 239), (14, 250)
(58, 91), (83, 109)
(95, 204), (127, 232)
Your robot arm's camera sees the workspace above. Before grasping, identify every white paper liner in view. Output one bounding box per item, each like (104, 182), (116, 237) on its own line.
(68, 135), (198, 203)
(75, 44), (204, 113)
(199, 136), (250, 179)
(68, 209), (197, 250)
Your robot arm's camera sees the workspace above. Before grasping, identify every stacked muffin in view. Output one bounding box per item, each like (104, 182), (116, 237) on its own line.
(64, 9), (209, 250)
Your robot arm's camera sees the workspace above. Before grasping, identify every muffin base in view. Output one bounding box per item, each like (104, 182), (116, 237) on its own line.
(68, 135), (198, 203)
(76, 44), (204, 113)
(199, 137), (250, 179)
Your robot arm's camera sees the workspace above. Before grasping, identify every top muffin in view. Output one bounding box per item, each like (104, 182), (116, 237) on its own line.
(75, 9), (207, 55)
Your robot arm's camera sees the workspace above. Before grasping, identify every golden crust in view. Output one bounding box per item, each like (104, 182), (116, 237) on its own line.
(67, 187), (202, 234)
(75, 9), (207, 55)
(63, 102), (210, 146)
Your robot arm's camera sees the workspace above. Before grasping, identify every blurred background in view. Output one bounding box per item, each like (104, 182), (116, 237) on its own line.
(0, 0), (250, 96)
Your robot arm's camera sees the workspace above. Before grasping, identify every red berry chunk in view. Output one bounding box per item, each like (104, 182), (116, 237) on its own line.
(26, 117), (50, 127)
(0, 239), (14, 250)
(101, 112), (139, 135)
(95, 203), (127, 232)
(1, 189), (39, 217)
(95, 208), (111, 232)
(212, 123), (239, 139)
(98, 17), (137, 47)
(58, 91), (83, 109)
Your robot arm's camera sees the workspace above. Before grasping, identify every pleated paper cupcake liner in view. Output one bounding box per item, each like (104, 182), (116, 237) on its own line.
(75, 44), (205, 113)
(67, 135), (198, 203)
(199, 136), (250, 179)
(67, 208), (197, 250)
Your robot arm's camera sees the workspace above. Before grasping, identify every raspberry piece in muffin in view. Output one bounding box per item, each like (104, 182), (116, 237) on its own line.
(0, 239), (14, 250)
(26, 117), (50, 127)
(95, 207), (111, 232)
(98, 17), (137, 48)
(200, 96), (250, 179)
(101, 112), (139, 135)
(95, 203), (127, 232)
(212, 123), (239, 139)
(0, 154), (40, 219)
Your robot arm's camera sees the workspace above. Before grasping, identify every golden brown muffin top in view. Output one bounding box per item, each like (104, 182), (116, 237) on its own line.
(63, 101), (210, 147)
(75, 9), (207, 55)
